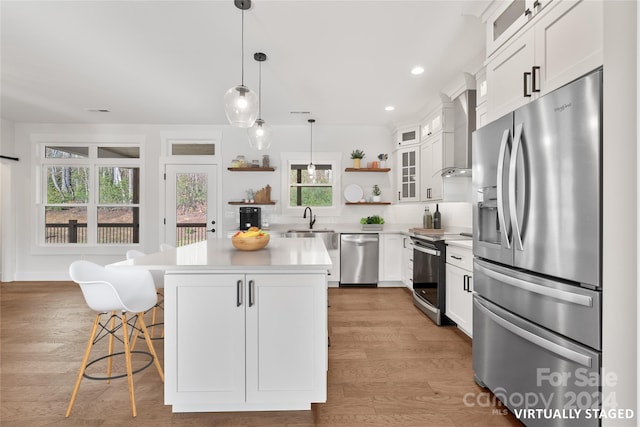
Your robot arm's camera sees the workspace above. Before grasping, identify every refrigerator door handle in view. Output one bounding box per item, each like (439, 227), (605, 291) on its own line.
(496, 129), (511, 249)
(509, 123), (524, 251)
(475, 260), (593, 307)
(475, 297), (592, 368)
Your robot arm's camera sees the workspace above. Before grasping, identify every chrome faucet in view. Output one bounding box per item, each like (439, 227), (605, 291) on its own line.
(303, 207), (316, 229)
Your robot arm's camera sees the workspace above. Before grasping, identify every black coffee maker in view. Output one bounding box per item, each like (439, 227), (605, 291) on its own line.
(239, 207), (262, 230)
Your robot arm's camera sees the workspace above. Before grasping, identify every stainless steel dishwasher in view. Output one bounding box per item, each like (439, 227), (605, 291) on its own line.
(340, 233), (379, 287)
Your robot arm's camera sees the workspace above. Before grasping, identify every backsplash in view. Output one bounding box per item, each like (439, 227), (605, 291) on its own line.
(247, 202), (472, 231)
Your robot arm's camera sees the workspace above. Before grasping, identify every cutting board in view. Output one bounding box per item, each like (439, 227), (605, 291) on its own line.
(409, 228), (446, 234)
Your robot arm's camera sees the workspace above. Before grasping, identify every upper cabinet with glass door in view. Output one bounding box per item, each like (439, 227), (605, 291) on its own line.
(395, 146), (420, 203)
(485, 0), (551, 57)
(394, 126), (420, 148)
(487, 0), (551, 57)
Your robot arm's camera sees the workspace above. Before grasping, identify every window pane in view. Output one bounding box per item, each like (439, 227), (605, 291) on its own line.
(99, 167), (140, 204)
(171, 143), (215, 156)
(98, 207), (139, 244)
(46, 166), (89, 203)
(45, 207), (87, 244)
(45, 146), (89, 159)
(289, 164), (332, 184)
(175, 172), (208, 246)
(98, 147), (140, 159)
(289, 187), (333, 207)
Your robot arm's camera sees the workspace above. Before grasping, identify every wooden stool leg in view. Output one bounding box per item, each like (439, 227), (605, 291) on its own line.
(138, 314), (164, 382)
(106, 311), (116, 384)
(66, 314), (101, 418)
(121, 313), (137, 417)
(151, 305), (158, 338)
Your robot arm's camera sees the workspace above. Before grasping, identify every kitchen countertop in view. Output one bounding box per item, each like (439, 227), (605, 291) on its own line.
(109, 237), (332, 271)
(447, 240), (473, 250)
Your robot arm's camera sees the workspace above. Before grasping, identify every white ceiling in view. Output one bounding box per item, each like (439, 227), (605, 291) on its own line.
(1, 0), (490, 128)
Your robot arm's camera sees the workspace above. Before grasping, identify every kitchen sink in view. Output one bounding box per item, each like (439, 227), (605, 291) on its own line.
(282, 229), (339, 250)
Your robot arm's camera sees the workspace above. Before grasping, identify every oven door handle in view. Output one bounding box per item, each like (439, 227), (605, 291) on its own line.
(413, 245), (440, 256)
(475, 297), (592, 368)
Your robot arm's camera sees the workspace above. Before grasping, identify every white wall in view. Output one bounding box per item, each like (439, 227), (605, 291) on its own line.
(1, 119), (17, 281)
(5, 121), (473, 280)
(602, 1), (637, 425)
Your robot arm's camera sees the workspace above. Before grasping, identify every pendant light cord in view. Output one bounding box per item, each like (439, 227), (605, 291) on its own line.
(241, 9), (245, 86)
(258, 60), (262, 118)
(310, 121), (313, 164)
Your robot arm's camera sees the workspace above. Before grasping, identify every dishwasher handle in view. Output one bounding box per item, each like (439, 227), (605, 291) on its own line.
(341, 234), (379, 245)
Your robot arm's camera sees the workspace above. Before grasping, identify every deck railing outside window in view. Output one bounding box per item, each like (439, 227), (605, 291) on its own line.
(45, 221), (206, 245)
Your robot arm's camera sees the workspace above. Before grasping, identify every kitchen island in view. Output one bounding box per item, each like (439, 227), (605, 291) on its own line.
(111, 238), (331, 413)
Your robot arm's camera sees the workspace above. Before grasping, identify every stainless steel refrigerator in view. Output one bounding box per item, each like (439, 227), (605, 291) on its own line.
(472, 68), (602, 427)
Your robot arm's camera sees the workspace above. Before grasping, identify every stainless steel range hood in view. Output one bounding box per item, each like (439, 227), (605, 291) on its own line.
(442, 89), (476, 177)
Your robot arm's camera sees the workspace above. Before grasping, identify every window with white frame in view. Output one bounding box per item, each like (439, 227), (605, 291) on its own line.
(281, 152), (341, 211)
(41, 145), (141, 245)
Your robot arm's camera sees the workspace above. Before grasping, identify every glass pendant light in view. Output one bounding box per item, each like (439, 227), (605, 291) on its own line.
(307, 119), (316, 176)
(224, 0), (258, 128)
(248, 52), (273, 149)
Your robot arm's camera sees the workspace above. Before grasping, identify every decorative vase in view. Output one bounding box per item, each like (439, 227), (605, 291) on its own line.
(379, 160), (386, 168)
(353, 158), (361, 168)
(372, 195), (381, 202)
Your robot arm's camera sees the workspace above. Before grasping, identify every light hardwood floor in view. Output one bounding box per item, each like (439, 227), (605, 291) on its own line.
(1, 282), (522, 426)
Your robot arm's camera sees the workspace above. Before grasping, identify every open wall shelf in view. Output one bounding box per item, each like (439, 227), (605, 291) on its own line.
(344, 168), (391, 172)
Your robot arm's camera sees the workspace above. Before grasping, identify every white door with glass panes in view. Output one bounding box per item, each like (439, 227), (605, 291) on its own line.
(165, 164), (218, 247)
(396, 147), (419, 202)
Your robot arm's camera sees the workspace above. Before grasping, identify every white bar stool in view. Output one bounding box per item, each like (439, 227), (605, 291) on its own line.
(66, 260), (164, 417)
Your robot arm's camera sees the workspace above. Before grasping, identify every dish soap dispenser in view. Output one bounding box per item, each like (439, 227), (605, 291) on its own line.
(434, 204), (441, 229)
(423, 207), (433, 229)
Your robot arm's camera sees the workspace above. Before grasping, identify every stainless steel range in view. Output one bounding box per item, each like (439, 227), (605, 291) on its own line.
(411, 232), (471, 325)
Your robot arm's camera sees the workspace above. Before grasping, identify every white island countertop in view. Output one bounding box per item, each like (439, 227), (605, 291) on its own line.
(110, 237), (332, 272)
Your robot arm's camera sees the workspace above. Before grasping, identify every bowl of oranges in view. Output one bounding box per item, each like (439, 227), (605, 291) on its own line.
(231, 227), (270, 251)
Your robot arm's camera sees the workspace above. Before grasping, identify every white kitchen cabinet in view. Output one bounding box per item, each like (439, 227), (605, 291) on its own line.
(486, 28), (536, 121)
(165, 272), (327, 411)
(419, 132), (450, 202)
(485, 0), (551, 57)
(394, 126), (420, 148)
(486, 0), (603, 122)
(401, 236), (414, 289)
(475, 67), (489, 129)
(533, 0), (603, 96)
(421, 102), (453, 140)
(395, 146), (420, 202)
(379, 233), (403, 284)
(445, 245), (473, 337)
(327, 246), (340, 284)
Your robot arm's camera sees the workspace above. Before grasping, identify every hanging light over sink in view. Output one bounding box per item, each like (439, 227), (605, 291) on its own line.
(307, 119), (316, 177)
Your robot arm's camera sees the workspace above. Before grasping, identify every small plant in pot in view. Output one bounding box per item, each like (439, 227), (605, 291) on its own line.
(350, 149), (365, 168)
(372, 184), (382, 202)
(360, 215), (385, 230)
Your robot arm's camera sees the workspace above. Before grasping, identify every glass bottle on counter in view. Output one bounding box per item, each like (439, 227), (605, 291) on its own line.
(434, 204), (441, 229)
(423, 207), (433, 229)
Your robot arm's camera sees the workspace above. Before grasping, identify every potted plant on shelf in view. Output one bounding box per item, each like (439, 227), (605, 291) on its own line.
(377, 153), (388, 168)
(372, 184), (382, 202)
(350, 149), (365, 168)
(360, 215), (385, 231)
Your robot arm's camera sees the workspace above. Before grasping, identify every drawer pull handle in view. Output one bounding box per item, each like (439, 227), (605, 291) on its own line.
(450, 255), (462, 260)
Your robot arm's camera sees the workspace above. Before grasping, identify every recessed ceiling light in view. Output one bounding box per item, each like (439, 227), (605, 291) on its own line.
(385, 106), (395, 111)
(411, 66), (425, 75)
